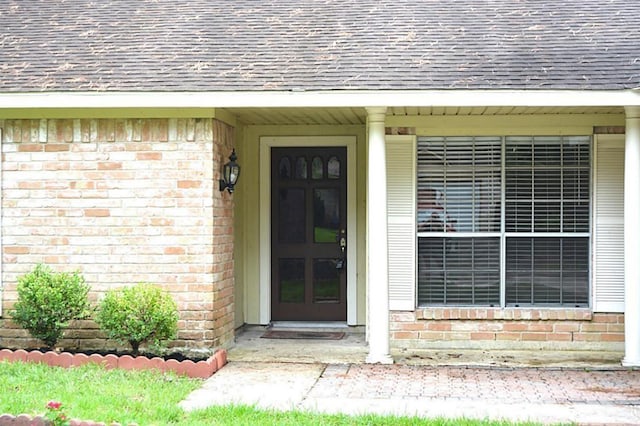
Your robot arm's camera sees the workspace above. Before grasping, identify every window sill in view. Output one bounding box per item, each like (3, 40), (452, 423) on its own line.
(417, 307), (593, 321)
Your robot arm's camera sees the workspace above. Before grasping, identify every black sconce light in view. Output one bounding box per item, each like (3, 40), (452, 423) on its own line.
(219, 149), (240, 193)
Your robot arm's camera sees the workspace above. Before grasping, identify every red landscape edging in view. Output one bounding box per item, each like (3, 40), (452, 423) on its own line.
(0, 348), (227, 379)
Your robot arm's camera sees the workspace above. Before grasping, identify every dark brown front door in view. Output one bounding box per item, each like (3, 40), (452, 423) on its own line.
(271, 147), (347, 321)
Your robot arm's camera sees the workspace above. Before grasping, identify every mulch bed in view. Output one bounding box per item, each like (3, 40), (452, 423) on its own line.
(61, 348), (211, 363)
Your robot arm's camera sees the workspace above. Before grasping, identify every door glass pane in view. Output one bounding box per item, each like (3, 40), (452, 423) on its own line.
(313, 259), (340, 303)
(328, 156), (340, 179)
(279, 259), (305, 303)
(278, 157), (291, 179)
(313, 189), (339, 243)
(295, 157), (308, 179)
(312, 156), (323, 180)
(279, 188), (305, 243)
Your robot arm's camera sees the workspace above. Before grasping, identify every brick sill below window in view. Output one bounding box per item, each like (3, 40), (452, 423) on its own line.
(417, 307), (593, 321)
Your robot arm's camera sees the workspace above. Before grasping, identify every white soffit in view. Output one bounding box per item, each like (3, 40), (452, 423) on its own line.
(0, 89), (639, 109)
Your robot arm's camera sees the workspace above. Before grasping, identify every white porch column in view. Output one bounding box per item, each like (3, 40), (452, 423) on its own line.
(365, 107), (393, 364)
(624, 106), (640, 366)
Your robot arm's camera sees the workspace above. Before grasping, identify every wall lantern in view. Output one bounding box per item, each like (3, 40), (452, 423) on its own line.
(219, 149), (240, 193)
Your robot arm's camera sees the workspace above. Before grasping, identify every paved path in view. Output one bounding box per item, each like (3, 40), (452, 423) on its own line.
(180, 362), (640, 424)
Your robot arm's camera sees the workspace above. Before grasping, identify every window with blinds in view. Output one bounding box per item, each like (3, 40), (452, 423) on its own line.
(417, 136), (590, 307)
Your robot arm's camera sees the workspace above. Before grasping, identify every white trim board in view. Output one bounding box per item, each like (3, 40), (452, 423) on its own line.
(1, 89), (639, 109)
(259, 136), (358, 325)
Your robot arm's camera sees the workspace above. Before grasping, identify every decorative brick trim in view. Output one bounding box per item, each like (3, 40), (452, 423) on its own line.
(593, 126), (625, 134)
(417, 308), (593, 321)
(0, 347), (227, 379)
(386, 127), (416, 135)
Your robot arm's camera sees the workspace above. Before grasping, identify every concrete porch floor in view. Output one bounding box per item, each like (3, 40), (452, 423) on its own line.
(229, 325), (625, 369)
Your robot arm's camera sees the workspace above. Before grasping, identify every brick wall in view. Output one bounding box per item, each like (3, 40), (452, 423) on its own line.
(0, 117), (235, 352)
(391, 308), (624, 351)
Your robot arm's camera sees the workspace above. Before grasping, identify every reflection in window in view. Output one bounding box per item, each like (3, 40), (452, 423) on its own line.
(314, 189), (340, 243)
(328, 156), (340, 179)
(278, 157), (291, 179)
(417, 137), (501, 233)
(295, 157), (308, 179)
(313, 259), (340, 303)
(418, 237), (500, 305)
(279, 188), (305, 243)
(279, 259), (305, 303)
(505, 237), (588, 306)
(312, 157), (323, 180)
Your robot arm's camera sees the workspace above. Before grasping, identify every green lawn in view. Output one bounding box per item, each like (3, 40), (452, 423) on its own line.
(0, 361), (542, 425)
(0, 361), (197, 424)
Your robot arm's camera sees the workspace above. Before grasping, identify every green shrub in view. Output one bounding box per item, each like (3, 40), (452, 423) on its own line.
(96, 283), (179, 355)
(11, 264), (91, 349)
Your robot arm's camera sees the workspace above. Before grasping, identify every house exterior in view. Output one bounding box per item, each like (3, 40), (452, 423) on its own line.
(1, 1), (639, 364)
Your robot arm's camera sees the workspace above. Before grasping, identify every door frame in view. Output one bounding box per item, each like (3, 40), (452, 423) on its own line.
(259, 136), (358, 325)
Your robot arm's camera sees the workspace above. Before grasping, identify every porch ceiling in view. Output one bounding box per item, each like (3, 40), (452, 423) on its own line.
(226, 106), (625, 126)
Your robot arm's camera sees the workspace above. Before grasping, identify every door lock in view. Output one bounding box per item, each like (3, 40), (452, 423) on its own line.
(338, 229), (346, 253)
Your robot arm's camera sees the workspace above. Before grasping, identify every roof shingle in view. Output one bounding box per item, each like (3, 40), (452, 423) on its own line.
(1, 0), (638, 92)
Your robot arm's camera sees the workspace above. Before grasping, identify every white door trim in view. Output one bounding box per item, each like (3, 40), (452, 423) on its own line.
(259, 136), (358, 325)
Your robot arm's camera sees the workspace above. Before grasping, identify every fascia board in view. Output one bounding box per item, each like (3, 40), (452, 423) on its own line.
(0, 89), (639, 109)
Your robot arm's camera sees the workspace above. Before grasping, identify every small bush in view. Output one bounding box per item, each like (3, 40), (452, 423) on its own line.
(96, 283), (179, 355)
(11, 264), (91, 349)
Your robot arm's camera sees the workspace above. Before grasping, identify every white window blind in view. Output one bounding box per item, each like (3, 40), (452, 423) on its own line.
(593, 135), (624, 312)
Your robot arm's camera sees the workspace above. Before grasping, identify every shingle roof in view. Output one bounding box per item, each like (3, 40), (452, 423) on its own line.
(1, 0), (639, 92)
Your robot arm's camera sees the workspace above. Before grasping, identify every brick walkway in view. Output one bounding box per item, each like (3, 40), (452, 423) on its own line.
(180, 362), (640, 424)
(314, 364), (640, 405)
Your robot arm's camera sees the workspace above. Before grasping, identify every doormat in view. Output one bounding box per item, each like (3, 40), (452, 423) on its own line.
(261, 330), (345, 340)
